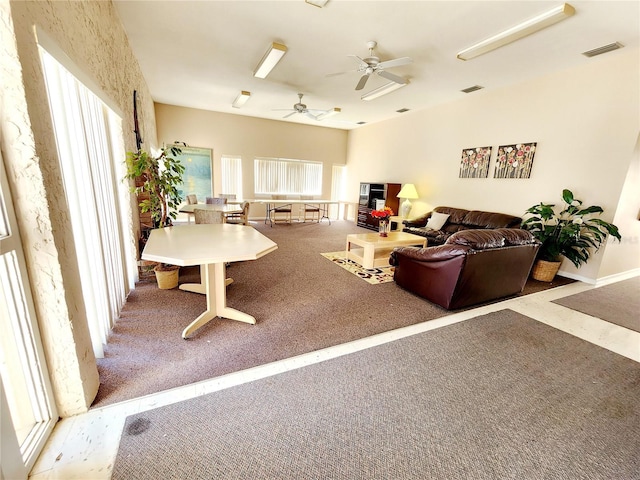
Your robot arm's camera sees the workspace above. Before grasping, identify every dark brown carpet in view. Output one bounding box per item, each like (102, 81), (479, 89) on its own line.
(112, 309), (640, 480)
(94, 221), (574, 407)
(553, 276), (640, 332)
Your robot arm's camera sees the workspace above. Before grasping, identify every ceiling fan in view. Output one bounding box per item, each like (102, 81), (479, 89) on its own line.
(328, 40), (413, 91)
(273, 93), (340, 120)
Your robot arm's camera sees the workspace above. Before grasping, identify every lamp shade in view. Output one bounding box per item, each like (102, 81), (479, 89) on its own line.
(397, 184), (419, 199)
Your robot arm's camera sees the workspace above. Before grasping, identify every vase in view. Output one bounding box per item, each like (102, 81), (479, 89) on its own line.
(379, 218), (390, 237)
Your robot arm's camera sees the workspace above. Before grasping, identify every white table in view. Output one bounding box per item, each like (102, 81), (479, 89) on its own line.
(346, 231), (426, 269)
(253, 199), (339, 226)
(141, 224), (278, 338)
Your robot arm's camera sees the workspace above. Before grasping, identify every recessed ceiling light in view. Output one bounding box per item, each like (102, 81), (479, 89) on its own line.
(457, 3), (575, 61)
(232, 91), (251, 108)
(361, 82), (406, 101)
(305, 0), (329, 7)
(253, 42), (288, 79)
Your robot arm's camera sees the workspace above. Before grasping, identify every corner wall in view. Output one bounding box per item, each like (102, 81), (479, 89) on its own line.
(346, 48), (640, 282)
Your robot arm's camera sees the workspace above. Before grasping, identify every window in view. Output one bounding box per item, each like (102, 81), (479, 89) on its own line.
(254, 157), (322, 195)
(40, 45), (135, 359)
(221, 155), (243, 198)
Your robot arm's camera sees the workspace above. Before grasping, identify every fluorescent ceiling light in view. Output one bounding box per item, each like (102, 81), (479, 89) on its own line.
(361, 82), (406, 101)
(253, 42), (288, 78)
(305, 0), (329, 7)
(456, 3), (575, 61)
(316, 107), (341, 120)
(232, 91), (251, 108)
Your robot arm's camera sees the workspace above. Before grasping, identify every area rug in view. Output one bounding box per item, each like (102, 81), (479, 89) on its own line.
(320, 251), (395, 284)
(112, 309), (640, 480)
(552, 276), (640, 332)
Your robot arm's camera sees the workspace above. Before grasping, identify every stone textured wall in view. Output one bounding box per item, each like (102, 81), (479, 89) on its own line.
(4, 0), (157, 415)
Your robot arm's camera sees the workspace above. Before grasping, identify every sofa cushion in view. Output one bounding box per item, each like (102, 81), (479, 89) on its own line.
(434, 206), (470, 225)
(446, 229), (506, 249)
(462, 210), (522, 229)
(426, 212), (450, 230)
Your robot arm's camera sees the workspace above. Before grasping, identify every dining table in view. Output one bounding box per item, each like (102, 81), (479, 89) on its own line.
(141, 224), (278, 339)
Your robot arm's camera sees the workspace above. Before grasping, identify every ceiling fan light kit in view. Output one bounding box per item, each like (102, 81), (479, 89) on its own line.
(456, 3), (575, 61)
(361, 81), (406, 101)
(232, 91), (251, 108)
(254, 42), (288, 78)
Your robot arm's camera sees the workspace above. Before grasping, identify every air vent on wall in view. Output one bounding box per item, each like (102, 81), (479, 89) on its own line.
(461, 85), (484, 93)
(581, 42), (623, 58)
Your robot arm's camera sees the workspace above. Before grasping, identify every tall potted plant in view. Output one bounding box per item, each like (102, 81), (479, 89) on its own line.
(522, 189), (621, 281)
(125, 145), (185, 288)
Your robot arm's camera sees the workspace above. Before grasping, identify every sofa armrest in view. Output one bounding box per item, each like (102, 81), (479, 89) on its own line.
(402, 212), (431, 228)
(389, 244), (472, 266)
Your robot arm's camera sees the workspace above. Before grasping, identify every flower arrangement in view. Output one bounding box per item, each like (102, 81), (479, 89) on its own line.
(370, 206), (394, 219)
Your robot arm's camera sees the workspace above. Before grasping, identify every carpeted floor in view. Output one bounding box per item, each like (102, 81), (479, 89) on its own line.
(112, 309), (640, 480)
(552, 276), (640, 332)
(94, 221), (574, 407)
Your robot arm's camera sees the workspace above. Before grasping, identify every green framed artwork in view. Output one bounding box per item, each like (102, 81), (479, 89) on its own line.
(172, 146), (213, 202)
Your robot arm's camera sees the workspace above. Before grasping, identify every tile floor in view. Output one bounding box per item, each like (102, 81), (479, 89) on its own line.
(29, 273), (640, 479)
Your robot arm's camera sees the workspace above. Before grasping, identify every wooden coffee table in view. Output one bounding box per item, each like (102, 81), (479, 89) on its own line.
(346, 231), (427, 269)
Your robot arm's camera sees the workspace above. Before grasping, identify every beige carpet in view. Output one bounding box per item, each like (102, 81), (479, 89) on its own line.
(553, 276), (640, 332)
(112, 309), (640, 479)
(94, 221), (575, 407)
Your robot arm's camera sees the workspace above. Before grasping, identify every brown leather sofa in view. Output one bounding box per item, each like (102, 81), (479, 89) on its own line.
(402, 206), (522, 246)
(389, 228), (540, 310)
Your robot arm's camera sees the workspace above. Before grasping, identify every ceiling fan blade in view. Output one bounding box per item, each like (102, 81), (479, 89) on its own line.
(304, 112), (319, 120)
(348, 55), (369, 68)
(378, 56), (413, 69)
(283, 111), (297, 119)
(326, 70), (352, 77)
(377, 70), (408, 85)
(355, 73), (370, 91)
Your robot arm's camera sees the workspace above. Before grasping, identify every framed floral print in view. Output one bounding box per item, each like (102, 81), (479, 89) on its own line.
(459, 146), (492, 178)
(494, 142), (537, 179)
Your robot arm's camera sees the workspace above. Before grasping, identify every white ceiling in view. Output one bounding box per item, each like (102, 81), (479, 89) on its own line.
(113, 1), (639, 130)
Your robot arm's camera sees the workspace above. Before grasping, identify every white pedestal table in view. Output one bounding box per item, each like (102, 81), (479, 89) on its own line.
(141, 224), (277, 339)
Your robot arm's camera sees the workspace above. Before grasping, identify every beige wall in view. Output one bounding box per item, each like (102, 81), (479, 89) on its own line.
(4, 0), (156, 415)
(346, 48), (640, 283)
(154, 104), (348, 218)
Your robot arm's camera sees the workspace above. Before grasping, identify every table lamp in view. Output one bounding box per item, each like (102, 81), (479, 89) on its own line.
(397, 183), (419, 218)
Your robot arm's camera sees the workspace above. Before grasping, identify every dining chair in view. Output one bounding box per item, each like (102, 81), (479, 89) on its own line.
(300, 196), (320, 222)
(205, 197), (227, 205)
(194, 208), (225, 224)
(186, 194), (199, 223)
(271, 195), (292, 224)
(220, 194), (237, 200)
(226, 201), (250, 225)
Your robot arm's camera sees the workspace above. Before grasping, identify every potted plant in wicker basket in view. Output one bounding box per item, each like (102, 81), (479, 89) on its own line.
(125, 145), (185, 288)
(522, 189), (621, 282)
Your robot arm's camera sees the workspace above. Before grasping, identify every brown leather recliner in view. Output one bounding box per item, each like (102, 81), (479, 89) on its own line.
(389, 228), (540, 310)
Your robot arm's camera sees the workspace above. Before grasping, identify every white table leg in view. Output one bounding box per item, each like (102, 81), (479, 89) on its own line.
(180, 265), (232, 295)
(181, 263), (254, 339)
(363, 243), (375, 269)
